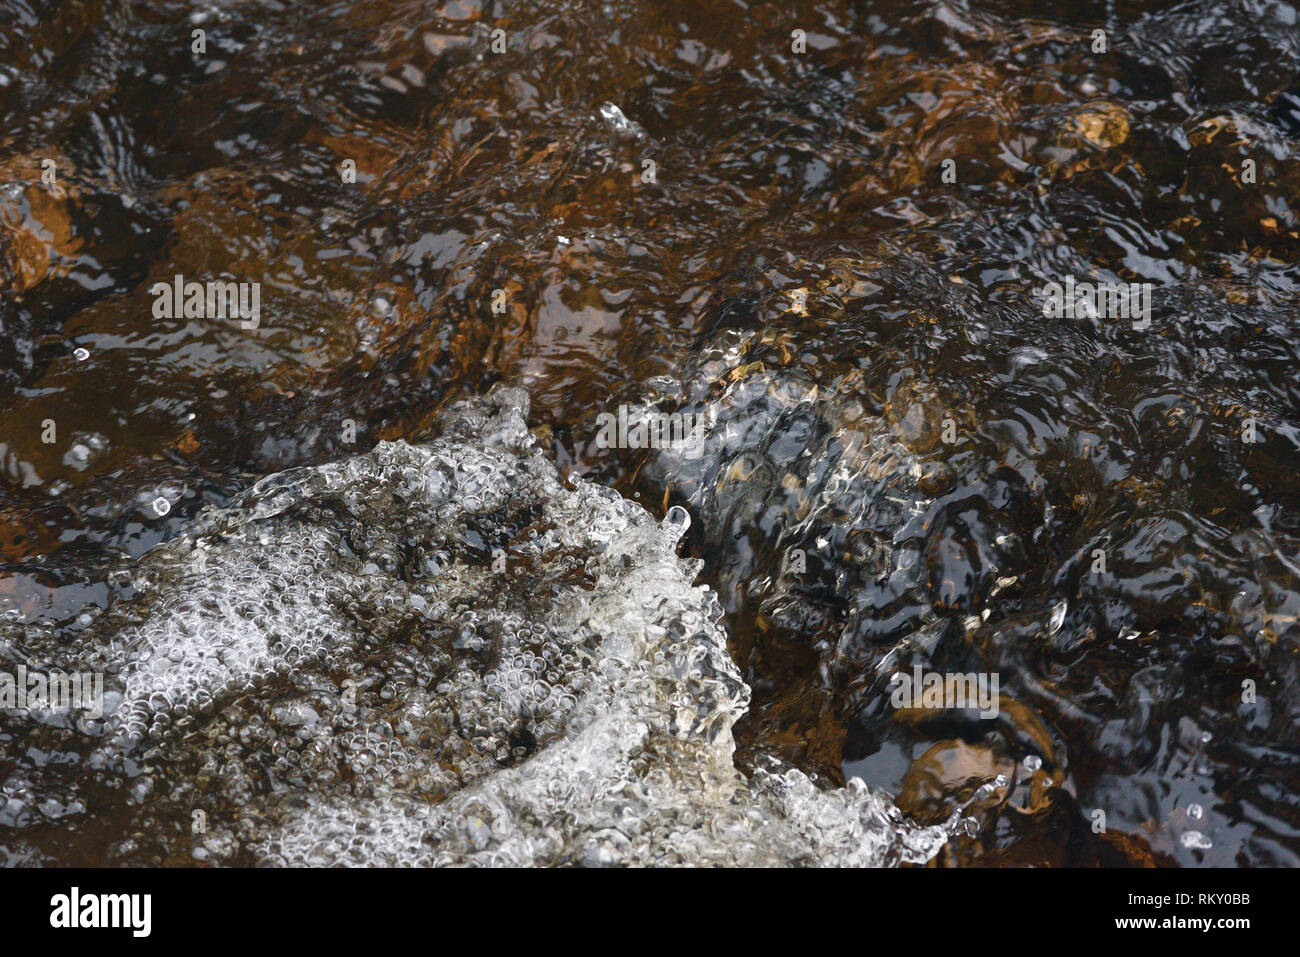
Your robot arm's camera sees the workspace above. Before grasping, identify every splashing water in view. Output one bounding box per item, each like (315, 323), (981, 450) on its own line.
(1, 387), (952, 866)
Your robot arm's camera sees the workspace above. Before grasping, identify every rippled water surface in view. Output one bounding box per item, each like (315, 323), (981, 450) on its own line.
(2, 0), (1300, 866)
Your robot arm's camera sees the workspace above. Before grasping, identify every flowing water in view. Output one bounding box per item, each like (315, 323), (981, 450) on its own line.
(2, 0), (1300, 866)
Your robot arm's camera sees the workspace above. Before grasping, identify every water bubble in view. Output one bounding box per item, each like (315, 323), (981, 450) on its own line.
(152, 497), (172, 517)
(1023, 755), (1043, 772)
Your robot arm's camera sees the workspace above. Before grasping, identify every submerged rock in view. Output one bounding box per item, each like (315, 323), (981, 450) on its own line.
(0, 153), (84, 293)
(0, 386), (950, 866)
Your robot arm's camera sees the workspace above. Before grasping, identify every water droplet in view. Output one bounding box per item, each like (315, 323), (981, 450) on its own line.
(1023, 754), (1042, 772)
(661, 505), (690, 542)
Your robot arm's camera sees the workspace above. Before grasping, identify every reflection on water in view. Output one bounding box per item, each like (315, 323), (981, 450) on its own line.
(2, 0), (1300, 866)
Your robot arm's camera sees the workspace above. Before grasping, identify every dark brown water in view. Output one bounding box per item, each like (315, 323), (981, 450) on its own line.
(3, 0), (1300, 866)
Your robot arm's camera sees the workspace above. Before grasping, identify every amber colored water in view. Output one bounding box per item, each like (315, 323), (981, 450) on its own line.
(3, 0), (1300, 866)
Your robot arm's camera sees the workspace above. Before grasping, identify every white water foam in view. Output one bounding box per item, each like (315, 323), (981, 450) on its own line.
(44, 385), (953, 865)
